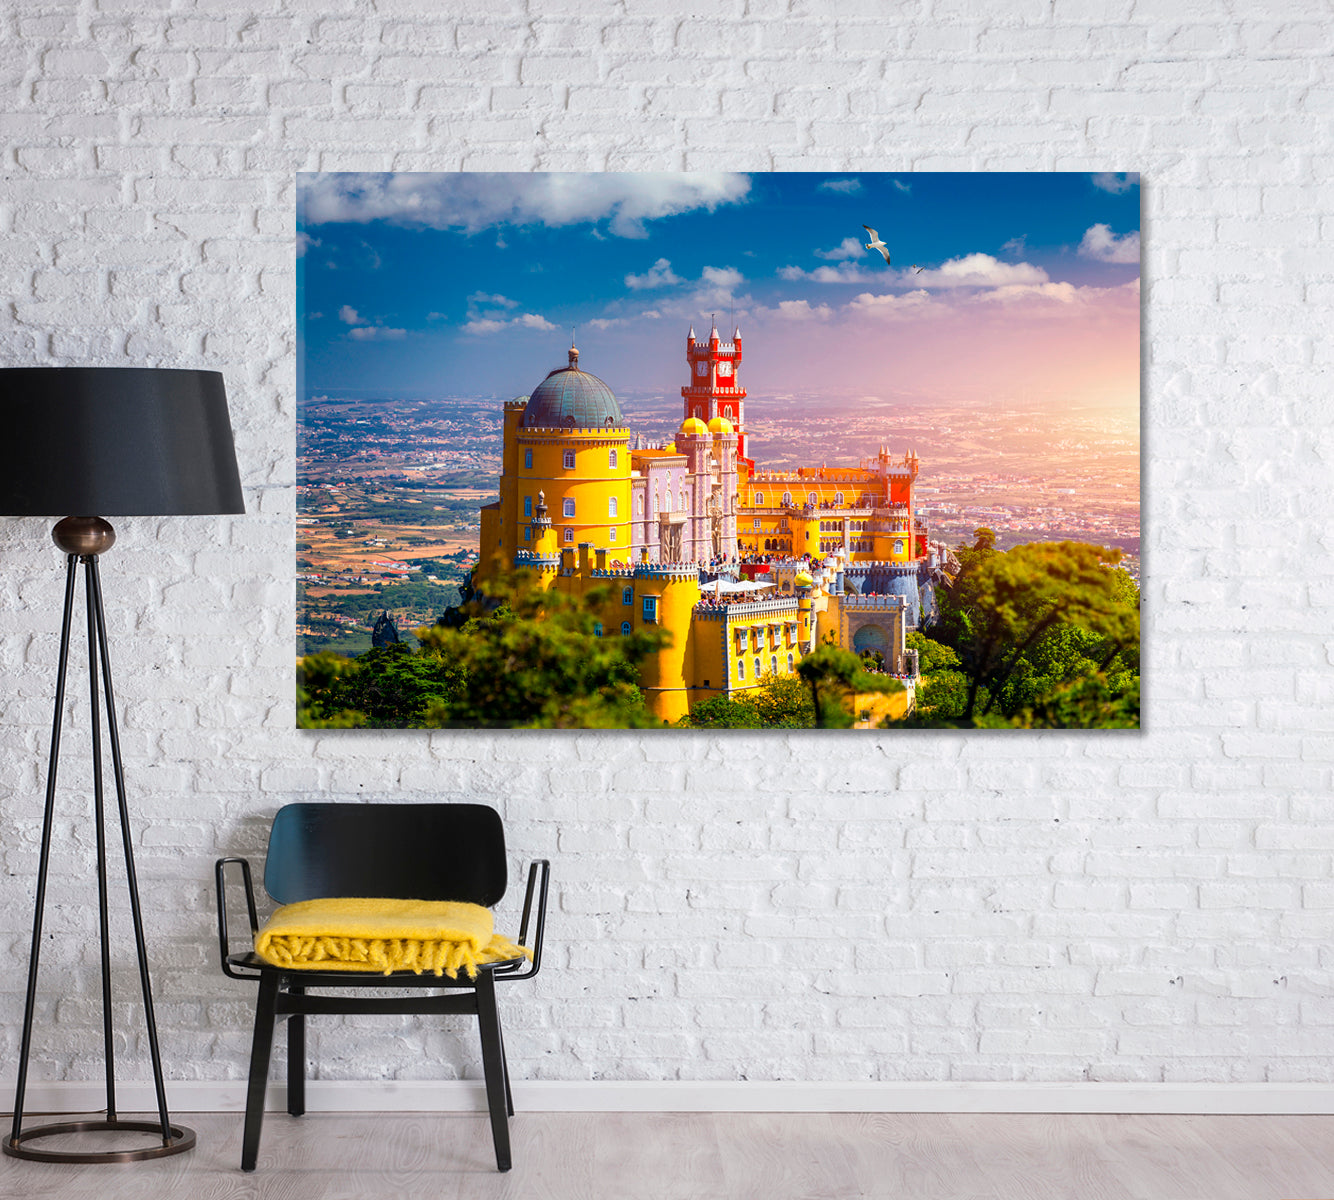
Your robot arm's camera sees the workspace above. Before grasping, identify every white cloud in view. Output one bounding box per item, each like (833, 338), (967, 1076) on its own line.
(462, 312), (556, 336)
(348, 326), (406, 340)
(1092, 172), (1137, 194)
(625, 257), (682, 290)
(974, 281), (1081, 305)
(773, 299), (833, 321)
(817, 178), (862, 194)
(339, 305), (365, 325)
(468, 291), (518, 310)
(814, 236), (864, 262)
(299, 172), (752, 238)
(701, 265), (743, 291)
(296, 232), (320, 257)
(1000, 235), (1027, 258)
(908, 253), (1050, 289)
(847, 289), (934, 318)
(1079, 223), (1140, 264)
(892, 180), (911, 194)
(779, 260), (874, 284)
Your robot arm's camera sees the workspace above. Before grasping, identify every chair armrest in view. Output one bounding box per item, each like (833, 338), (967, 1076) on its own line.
(496, 859), (549, 982)
(215, 856), (263, 981)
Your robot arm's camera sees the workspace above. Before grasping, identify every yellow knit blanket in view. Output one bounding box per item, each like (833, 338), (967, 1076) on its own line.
(254, 897), (532, 979)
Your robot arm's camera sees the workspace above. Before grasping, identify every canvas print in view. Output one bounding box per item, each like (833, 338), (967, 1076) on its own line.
(296, 172), (1140, 729)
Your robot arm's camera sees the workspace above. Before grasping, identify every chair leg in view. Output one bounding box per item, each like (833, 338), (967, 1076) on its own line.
(241, 973), (280, 1172)
(499, 1018), (514, 1117)
(474, 968), (512, 1172)
(287, 985), (306, 1117)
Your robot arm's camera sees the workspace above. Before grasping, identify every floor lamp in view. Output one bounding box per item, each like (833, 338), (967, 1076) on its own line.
(0, 367), (244, 1163)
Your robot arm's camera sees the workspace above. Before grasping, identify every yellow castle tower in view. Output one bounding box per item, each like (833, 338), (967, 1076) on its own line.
(479, 340), (631, 584)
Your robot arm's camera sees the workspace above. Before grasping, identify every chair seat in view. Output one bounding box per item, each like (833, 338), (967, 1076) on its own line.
(224, 950), (529, 987)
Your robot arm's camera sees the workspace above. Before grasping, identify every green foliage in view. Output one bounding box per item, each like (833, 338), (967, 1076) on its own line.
(413, 573), (670, 728)
(797, 639), (903, 729)
(924, 540), (1140, 727)
(680, 671), (818, 729)
(299, 572), (668, 729)
(682, 695), (764, 729)
(751, 671), (816, 728)
(297, 652), (369, 728)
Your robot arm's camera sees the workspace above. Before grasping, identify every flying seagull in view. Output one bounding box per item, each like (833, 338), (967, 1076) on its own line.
(911, 264), (924, 273)
(862, 225), (891, 266)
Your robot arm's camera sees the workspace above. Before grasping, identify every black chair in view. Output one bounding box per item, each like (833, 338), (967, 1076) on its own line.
(215, 802), (549, 1173)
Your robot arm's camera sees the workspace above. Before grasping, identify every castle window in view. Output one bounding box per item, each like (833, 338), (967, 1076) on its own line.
(771, 655), (778, 676)
(593, 622), (603, 638)
(563, 498), (575, 517)
(622, 586), (633, 605)
(524, 527), (531, 541)
(523, 449), (533, 469)
(737, 657), (745, 680)
(753, 519), (761, 531)
(782, 491), (791, 505)
(754, 492), (764, 505)
(564, 528), (574, 543)
(621, 621), (631, 636)
(563, 449), (575, 470)
(808, 493), (818, 506)
(523, 495), (532, 518)
(636, 495), (643, 516)
(609, 497), (618, 518)
(787, 653), (794, 672)
(642, 596), (658, 624)
(754, 657), (762, 680)
(609, 527), (617, 542)
(609, 449), (618, 469)
(835, 492), (844, 505)
(894, 539), (904, 555)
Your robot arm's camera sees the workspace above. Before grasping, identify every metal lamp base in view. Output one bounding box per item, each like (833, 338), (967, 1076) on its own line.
(10, 527), (195, 1164)
(5, 1119), (196, 1164)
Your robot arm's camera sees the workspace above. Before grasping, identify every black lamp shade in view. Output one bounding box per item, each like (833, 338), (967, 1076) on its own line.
(0, 367), (244, 517)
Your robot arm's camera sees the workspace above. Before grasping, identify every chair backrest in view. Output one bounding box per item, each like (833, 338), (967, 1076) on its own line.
(264, 803), (507, 907)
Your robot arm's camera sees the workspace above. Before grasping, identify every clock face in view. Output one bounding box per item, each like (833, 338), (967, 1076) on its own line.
(695, 360), (708, 376)
(717, 361), (733, 377)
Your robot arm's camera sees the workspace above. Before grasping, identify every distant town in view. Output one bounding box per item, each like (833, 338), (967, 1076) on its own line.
(297, 387), (1139, 657)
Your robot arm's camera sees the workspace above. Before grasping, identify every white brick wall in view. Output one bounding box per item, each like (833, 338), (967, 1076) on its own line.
(1, 0), (1332, 1093)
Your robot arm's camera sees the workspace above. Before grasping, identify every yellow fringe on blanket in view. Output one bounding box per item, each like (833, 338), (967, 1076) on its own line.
(254, 897), (532, 979)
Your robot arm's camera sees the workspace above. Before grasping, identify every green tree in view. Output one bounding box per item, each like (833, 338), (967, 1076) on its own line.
(930, 541), (1139, 725)
(413, 572), (669, 728)
(751, 671), (816, 728)
(297, 571), (669, 729)
(681, 694), (763, 728)
(300, 642), (467, 728)
(797, 640), (904, 729)
(297, 652), (369, 728)
(903, 631), (970, 722)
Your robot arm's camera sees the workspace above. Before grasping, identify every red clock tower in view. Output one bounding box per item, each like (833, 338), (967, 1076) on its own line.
(682, 319), (750, 466)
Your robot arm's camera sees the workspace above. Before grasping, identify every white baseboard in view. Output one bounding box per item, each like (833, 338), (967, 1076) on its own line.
(6, 1079), (1334, 1116)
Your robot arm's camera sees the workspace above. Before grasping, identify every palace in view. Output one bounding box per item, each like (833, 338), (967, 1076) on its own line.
(477, 325), (944, 725)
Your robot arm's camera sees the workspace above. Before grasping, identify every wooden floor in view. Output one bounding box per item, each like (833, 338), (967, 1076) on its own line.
(2, 1110), (1333, 1199)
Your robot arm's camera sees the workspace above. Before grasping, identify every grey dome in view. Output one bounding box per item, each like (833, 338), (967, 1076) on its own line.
(521, 348), (623, 429)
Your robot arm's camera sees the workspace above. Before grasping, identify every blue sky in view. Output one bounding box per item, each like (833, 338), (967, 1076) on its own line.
(297, 172), (1140, 409)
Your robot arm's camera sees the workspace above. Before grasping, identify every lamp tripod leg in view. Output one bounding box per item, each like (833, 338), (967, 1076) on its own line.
(9, 555), (79, 1148)
(88, 557), (176, 1144)
(87, 559), (118, 1123)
